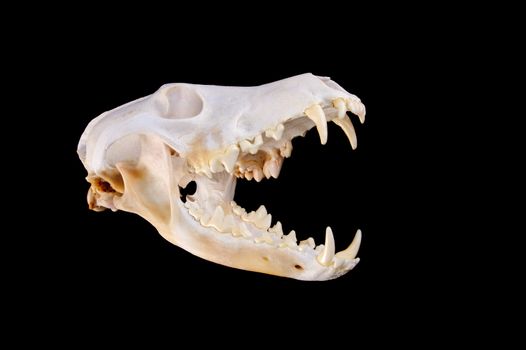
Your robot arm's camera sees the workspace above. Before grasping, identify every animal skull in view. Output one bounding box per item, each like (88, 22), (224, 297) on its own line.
(78, 73), (366, 281)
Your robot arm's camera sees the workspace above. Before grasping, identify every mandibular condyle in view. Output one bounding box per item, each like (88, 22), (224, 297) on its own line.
(78, 73), (366, 281)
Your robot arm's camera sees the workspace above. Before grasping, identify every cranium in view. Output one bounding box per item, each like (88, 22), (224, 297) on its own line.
(78, 73), (366, 281)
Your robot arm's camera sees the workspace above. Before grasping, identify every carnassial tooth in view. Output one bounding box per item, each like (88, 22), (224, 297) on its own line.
(335, 229), (362, 260)
(317, 227), (335, 266)
(333, 98), (347, 119)
(221, 145), (240, 173)
(305, 104), (328, 145)
(299, 237), (315, 251)
(347, 98), (366, 124)
(265, 124), (285, 140)
(332, 116), (357, 150)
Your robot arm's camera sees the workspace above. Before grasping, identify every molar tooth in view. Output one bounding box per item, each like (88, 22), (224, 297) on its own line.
(221, 214), (235, 233)
(209, 157), (224, 173)
(298, 237), (315, 251)
(239, 140), (252, 153)
(317, 227), (335, 266)
(265, 123), (285, 140)
(255, 214), (272, 230)
(347, 98), (366, 124)
(221, 145), (239, 173)
(305, 104), (328, 145)
(209, 206), (225, 230)
(332, 116), (357, 150)
(333, 98), (347, 119)
(335, 229), (362, 260)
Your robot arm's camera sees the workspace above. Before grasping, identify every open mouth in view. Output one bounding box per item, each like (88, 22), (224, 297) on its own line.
(179, 97), (365, 276)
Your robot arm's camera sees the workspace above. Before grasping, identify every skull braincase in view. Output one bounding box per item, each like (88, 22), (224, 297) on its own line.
(78, 73), (366, 281)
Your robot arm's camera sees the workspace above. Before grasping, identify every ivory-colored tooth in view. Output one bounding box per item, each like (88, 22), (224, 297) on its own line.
(265, 123), (285, 140)
(255, 214), (272, 230)
(280, 141), (292, 158)
(199, 212), (211, 226)
(263, 159), (281, 179)
(347, 98), (366, 124)
(245, 172), (254, 180)
(209, 157), (224, 173)
(304, 104), (328, 145)
(282, 230), (297, 246)
(332, 116), (357, 150)
(333, 98), (347, 119)
(209, 206), (225, 230)
(335, 229), (362, 260)
(221, 145), (239, 173)
(239, 140), (252, 153)
(298, 237), (315, 251)
(269, 221), (283, 236)
(188, 206), (203, 220)
(253, 134), (263, 146)
(255, 205), (267, 218)
(317, 227), (335, 266)
(253, 168), (264, 182)
(221, 214), (235, 233)
(262, 162), (272, 179)
(232, 204), (246, 217)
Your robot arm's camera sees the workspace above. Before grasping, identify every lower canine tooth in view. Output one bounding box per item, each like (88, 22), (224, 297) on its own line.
(305, 104), (328, 145)
(335, 229), (362, 260)
(317, 227), (335, 266)
(332, 116), (357, 150)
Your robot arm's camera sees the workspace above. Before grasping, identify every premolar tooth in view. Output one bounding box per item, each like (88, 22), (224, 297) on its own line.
(347, 98), (366, 124)
(280, 141), (293, 158)
(333, 98), (347, 119)
(239, 140), (252, 153)
(332, 116), (357, 150)
(269, 221), (283, 236)
(255, 233), (273, 244)
(255, 214), (272, 230)
(209, 157), (224, 173)
(245, 172), (254, 180)
(255, 205), (267, 218)
(253, 168), (264, 182)
(317, 227), (335, 266)
(299, 237), (315, 251)
(305, 104), (328, 145)
(265, 123), (285, 140)
(263, 159), (281, 179)
(281, 230), (297, 247)
(335, 229), (362, 260)
(221, 214), (234, 233)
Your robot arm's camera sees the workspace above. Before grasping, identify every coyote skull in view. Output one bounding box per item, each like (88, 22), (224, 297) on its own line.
(78, 73), (366, 281)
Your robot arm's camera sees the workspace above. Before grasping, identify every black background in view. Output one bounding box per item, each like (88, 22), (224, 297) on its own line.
(10, 14), (500, 344)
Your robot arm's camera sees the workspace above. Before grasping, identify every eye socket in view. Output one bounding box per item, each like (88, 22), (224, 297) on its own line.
(159, 85), (204, 119)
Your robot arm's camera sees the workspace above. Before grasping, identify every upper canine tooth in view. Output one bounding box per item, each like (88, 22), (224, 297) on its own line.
(347, 98), (366, 124)
(317, 227), (336, 266)
(335, 229), (362, 260)
(305, 104), (328, 145)
(332, 116), (357, 150)
(333, 98), (347, 119)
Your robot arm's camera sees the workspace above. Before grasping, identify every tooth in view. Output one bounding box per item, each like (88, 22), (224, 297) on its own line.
(265, 124), (285, 140)
(255, 233), (273, 244)
(335, 229), (362, 260)
(347, 98), (366, 124)
(253, 134), (263, 146)
(332, 116), (357, 150)
(209, 206), (225, 230)
(264, 159), (281, 179)
(209, 157), (224, 173)
(305, 104), (328, 145)
(269, 221), (283, 236)
(253, 168), (264, 182)
(280, 141), (292, 158)
(299, 237), (315, 251)
(245, 172), (254, 180)
(317, 227), (336, 266)
(262, 162), (272, 179)
(221, 145), (239, 173)
(255, 205), (267, 218)
(281, 230), (297, 247)
(200, 212), (211, 226)
(255, 214), (272, 230)
(221, 214), (235, 233)
(239, 222), (252, 238)
(239, 140), (252, 153)
(232, 204), (246, 216)
(333, 98), (347, 119)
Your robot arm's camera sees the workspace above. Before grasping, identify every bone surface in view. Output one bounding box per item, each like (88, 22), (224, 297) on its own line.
(78, 73), (366, 281)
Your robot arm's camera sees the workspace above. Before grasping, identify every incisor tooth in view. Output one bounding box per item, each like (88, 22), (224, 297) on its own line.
(347, 99), (366, 124)
(305, 104), (328, 145)
(335, 229), (362, 260)
(332, 116), (357, 150)
(333, 98), (347, 119)
(317, 227), (335, 266)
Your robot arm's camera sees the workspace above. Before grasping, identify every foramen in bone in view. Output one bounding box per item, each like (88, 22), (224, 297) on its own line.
(78, 73), (366, 281)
